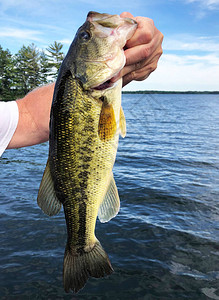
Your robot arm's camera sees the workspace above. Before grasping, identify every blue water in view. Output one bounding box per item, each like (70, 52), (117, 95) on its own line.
(0, 94), (219, 299)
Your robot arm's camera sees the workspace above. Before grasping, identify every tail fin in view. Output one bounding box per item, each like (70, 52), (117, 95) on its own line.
(63, 240), (113, 293)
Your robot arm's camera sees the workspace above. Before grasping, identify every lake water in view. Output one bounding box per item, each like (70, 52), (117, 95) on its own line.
(0, 94), (219, 299)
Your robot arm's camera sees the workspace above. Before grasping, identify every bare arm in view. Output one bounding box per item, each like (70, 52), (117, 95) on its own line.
(7, 83), (55, 149)
(7, 13), (163, 150)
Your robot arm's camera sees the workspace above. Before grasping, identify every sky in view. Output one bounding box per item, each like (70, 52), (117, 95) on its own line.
(0, 0), (219, 91)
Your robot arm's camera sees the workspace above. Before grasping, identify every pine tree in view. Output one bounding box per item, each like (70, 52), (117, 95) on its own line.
(0, 42), (64, 101)
(46, 41), (64, 80)
(14, 43), (41, 95)
(40, 51), (50, 84)
(0, 45), (16, 101)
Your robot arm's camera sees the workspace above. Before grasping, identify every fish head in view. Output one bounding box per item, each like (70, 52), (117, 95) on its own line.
(65, 11), (137, 92)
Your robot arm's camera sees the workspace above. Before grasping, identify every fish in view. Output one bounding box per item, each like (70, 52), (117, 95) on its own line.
(37, 11), (137, 293)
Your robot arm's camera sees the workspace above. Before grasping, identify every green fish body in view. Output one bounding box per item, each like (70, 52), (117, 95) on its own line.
(37, 11), (137, 293)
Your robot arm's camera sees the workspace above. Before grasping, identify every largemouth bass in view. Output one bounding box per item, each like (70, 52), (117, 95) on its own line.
(37, 11), (137, 293)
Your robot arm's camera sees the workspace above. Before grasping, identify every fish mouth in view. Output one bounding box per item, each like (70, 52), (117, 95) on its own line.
(93, 79), (114, 91)
(91, 54), (124, 91)
(92, 73), (120, 91)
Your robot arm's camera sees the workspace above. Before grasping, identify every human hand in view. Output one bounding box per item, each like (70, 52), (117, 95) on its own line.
(117, 12), (163, 87)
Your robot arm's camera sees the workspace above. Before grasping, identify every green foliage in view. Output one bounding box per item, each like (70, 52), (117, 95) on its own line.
(0, 41), (65, 101)
(46, 41), (64, 80)
(40, 51), (50, 85)
(14, 43), (41, 96)
(0, 46), (17, 101)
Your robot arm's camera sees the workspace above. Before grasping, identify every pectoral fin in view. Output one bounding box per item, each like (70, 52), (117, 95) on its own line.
(37, 160), (62, 216)
(120, 106), (126, 138)
(98, 103), (117, 141)
(98, 173), (120, 223)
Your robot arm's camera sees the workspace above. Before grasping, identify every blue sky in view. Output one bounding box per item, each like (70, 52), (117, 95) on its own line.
(0, 0), (219, 91)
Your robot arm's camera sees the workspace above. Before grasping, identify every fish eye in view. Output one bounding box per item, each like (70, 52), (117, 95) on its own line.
(79, 31), (91, 40)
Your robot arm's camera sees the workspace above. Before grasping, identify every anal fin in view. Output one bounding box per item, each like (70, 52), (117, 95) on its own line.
(37, 160), (62, 216)
(98, 173), (120, 223)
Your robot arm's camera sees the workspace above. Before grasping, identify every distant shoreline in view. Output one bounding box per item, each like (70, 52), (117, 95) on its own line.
(122, 91), (219, 94)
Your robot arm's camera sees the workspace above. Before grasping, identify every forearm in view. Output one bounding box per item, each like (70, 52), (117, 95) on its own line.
(7, 83), (55, 149)
(7, 14), (163, 150)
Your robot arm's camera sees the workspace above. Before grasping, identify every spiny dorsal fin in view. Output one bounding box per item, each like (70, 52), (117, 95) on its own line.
(120, 106), (126, 138)
(98, 103), (117, 141)
(37, 160), (62, 216)
(98, 173), (120, 223)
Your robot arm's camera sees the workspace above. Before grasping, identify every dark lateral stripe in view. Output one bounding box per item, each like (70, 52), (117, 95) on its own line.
(76, 165), (90, 253)
(77, 200), (87, 254)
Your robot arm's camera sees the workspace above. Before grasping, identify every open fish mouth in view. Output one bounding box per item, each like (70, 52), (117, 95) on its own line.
(82, 53), (124, 91)
(91, 55), (124, 91)
(93, 79), (114, 91)
(92, 73), (120, 91)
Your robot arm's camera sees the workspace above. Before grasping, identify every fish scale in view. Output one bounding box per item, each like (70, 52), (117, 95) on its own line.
(37, 11), (137, 293)
(51, 73), (119, 255)
(52, 76), (101, 246)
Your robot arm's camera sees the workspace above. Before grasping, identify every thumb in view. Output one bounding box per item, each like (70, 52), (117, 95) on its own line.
(120, 12), (134, 19)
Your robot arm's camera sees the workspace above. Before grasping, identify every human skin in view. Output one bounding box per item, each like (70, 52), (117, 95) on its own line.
(7, 12), (163, 150)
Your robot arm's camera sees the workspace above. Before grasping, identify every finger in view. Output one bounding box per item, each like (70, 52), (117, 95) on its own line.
(120, 13), (155, 48)
(122, 51), (162, 87)
(125, 17), (155, 48)
(117, 39), (162, 84)
(124, 45), (163, 78)
(120, 12), (134, 19)
(124, 42), (154, 66)
(124, 29), (163, 66)
(122, 62), (154, 87)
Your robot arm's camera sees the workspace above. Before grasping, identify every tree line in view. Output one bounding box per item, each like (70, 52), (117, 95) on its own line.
(0, 42), (65, 101)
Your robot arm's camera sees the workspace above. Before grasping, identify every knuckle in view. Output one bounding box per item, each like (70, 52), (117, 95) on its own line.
(141, 46), (151, 60)
(131, 71), (137, 81)
(151, 58), (159, 70)
(128, 70), (138, 82)
(134, 69), (149, 82)
(157, 48), (163, 58)
(150, 18), (155, 27)
(136, 31), (153, 46)
(153, 63), (158, 71)
(144, 31), (153, 43)
(136, 74), (149, 82)
(134, 60), (144, 70)
(123, 71), (137, 85)
(148, 64), (156, 74)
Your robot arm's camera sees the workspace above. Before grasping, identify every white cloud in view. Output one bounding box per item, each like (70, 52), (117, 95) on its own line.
(58, 39), (72, 45)
(124, 53), (219, 91)
(185, 0), (219, 18)
(186, 0), (219, 10)
(0, 27), (43, 42)
(164, 35), (219, 52)
(0, 0), (41, 14)
(123, 34), (219, 91)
